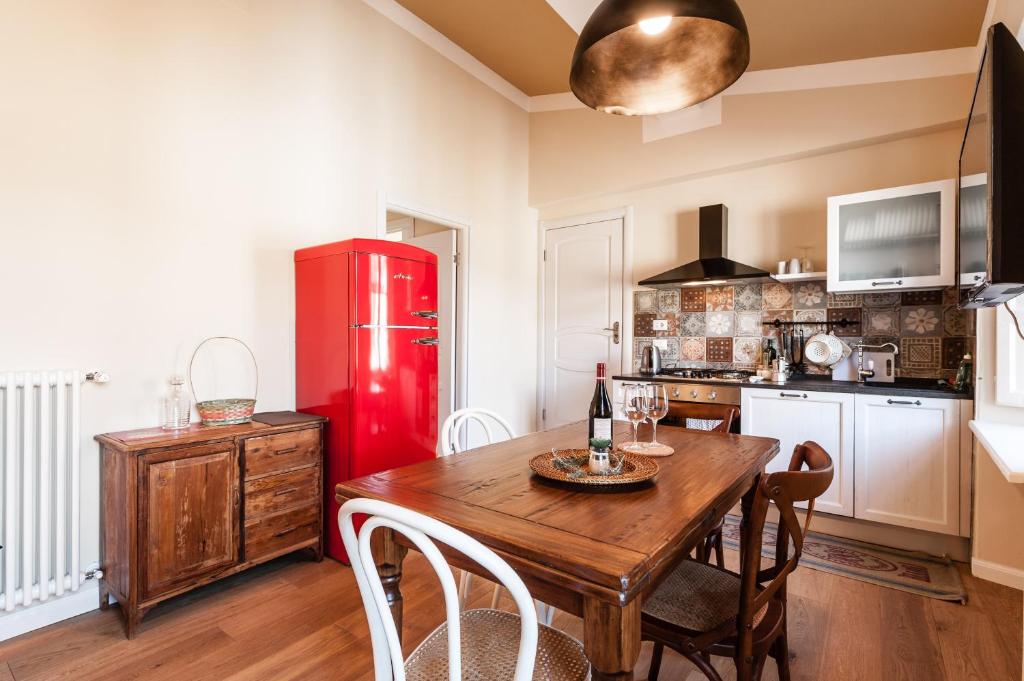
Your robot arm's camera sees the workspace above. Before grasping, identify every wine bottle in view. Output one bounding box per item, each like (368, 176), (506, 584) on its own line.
(588, 362), (613, 442)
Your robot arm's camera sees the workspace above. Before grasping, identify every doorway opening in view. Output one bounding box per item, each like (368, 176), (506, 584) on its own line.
(379, 205), (468, 445)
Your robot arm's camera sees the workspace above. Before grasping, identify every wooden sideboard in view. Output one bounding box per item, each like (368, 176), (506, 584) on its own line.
(95, 411), (326, 638)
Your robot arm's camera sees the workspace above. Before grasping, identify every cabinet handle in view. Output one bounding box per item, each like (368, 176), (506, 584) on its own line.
(273, 487), (297, 497)
(412, 310), (438, 319)
(413, 337), (439, 346)
(273, 446), (298, 456)
(274, 526), (298, 538)
(871, 280), (903, 287)
(780, 392), (807, 399)
(887, 399), (922, 406)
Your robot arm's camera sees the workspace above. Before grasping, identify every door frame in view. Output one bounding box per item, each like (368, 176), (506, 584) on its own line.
(376, 190), (470, 419)
(537, 206), (635, 429)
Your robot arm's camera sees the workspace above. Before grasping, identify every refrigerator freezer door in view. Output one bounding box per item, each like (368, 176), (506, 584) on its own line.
(353, 252), (438, 328)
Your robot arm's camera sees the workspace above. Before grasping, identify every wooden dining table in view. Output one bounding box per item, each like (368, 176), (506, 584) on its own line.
(335, 421), (779, 680)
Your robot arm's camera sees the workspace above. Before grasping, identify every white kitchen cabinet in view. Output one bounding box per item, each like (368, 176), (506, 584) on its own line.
(827, 179), (955, 292)
(854, 394), (960, 535)
(741, 388), (855, 517)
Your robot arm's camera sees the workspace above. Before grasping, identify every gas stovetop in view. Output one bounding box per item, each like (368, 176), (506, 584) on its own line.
(657, 368), (755, 383)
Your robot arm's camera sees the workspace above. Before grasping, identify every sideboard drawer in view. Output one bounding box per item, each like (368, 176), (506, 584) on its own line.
(245, 503), (319, 562)
(244, 428), (319, 479)
(245, 467), (319, 518)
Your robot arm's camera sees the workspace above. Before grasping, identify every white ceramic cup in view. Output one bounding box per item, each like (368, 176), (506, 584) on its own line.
(789, 257), (801, 274)
(777, 260), (787, 275)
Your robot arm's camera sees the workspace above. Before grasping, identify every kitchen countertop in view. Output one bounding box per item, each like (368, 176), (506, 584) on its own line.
(612, 372), (971, 400)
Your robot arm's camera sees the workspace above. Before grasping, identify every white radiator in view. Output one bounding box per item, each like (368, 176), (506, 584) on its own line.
(0, 371), (87, 612)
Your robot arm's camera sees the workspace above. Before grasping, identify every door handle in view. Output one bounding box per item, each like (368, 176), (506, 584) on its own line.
(413, 337), (440, 346)
(412, 310), (438, 319)
(886, 399), (922, 406)
(603, 321), (620, 344)
(871, 280), (903, 287)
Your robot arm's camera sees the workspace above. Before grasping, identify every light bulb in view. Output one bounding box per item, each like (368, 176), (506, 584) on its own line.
(638, 15), (672, 35)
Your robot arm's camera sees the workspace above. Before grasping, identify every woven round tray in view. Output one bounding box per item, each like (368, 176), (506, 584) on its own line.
(529, 449), (659, 487)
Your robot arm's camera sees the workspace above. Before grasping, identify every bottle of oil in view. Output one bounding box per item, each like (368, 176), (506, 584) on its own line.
(954, 354), (973, 393)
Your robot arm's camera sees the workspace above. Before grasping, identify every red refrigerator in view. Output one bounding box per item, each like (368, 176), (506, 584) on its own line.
(295, 238), (439, 562)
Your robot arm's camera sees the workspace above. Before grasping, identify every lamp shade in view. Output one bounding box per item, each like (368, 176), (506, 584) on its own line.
(570, 0), (750, 116)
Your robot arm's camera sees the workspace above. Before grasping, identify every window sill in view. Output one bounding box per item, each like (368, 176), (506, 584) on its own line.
(970, 420), (1024, 483)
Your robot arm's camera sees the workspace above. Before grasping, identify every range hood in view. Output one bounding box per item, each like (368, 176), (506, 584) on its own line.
(638, 204), (770, 289)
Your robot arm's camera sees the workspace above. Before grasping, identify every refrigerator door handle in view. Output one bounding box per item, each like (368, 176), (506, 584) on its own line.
(412, 310), (439, 320)
(413, 337), (440, 346)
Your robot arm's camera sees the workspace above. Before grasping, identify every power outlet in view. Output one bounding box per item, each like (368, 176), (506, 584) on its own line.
(653, 339), (669, 351)
(652, 319), (669, 331)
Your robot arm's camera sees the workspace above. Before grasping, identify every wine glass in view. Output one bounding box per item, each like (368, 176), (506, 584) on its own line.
(622, 384), (648, 452)
(645, 384), (669, 449)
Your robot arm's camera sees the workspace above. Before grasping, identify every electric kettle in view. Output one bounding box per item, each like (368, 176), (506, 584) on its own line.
(639, 345), (662, 376)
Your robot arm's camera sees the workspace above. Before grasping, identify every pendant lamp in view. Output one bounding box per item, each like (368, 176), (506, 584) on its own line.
(570, 0), (750, 116)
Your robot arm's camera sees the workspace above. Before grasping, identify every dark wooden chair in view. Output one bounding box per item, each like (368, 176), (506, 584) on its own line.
(642, 442), (834, 681)
(669, 402), (738, 435)
(671, 403), (739, 568)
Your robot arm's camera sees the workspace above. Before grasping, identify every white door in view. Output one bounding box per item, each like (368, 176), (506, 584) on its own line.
(543, 219), (624, 428)
(854, 394), (960, 534)
(406, 229), (458, 435)
(741, 388), (855, 517)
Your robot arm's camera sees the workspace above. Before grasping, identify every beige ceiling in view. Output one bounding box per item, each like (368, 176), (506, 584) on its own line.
(394, 0), (988, 97)
(742, 0), (989, 71)
(394, 0), (578, 96)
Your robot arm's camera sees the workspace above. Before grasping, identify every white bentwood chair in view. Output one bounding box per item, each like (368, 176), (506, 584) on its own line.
(439, 407), (516, 457)
(438, 408), (555, 626)
(339, 498), (590, 681)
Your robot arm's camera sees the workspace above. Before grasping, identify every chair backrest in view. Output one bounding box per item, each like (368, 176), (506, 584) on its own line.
(735, 442), (833, 640)
(339, 498), (539, 681)
(439, 407), (516, 456)
(672, 402), (738, 433)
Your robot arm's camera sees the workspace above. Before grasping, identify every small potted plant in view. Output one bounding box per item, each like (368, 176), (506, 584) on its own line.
(589, 438), (612, 475)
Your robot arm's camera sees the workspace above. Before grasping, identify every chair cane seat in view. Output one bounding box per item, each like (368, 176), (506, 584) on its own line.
(642, 560), (770, 634)
(405, 609), (590, 681)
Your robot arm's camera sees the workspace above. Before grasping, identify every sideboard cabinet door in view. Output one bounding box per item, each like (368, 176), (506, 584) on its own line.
(139, 443), (240, 601)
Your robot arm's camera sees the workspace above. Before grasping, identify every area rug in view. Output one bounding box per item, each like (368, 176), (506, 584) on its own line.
(720, 516), (966, 603)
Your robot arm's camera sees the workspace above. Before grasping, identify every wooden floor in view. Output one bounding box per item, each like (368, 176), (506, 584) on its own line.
(0, 548), (1019, 681)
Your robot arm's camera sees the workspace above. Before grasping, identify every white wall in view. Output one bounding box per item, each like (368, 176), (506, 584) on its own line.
(971, 307), (1024, 586)
(536, 127), (964, 287)
(0, 0), (536, 599)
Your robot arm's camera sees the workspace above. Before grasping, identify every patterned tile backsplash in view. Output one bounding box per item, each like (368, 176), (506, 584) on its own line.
(633, 281), (976, 379)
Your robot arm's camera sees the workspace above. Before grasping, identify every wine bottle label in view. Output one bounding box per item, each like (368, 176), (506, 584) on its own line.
(592, 418), (611, 440)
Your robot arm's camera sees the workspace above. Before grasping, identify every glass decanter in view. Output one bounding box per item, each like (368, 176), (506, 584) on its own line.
(162, 375), (192, 430)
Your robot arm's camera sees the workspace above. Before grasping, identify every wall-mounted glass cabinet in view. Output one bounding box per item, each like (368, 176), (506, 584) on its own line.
(959, 173), (988, 288)
(827, 179), (955, 292)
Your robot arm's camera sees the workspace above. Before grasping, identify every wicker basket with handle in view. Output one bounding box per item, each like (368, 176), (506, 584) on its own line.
(188, 336), (258, 426)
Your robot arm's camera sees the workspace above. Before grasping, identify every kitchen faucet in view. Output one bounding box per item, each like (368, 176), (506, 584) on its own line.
(854, 342), (900, 382)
